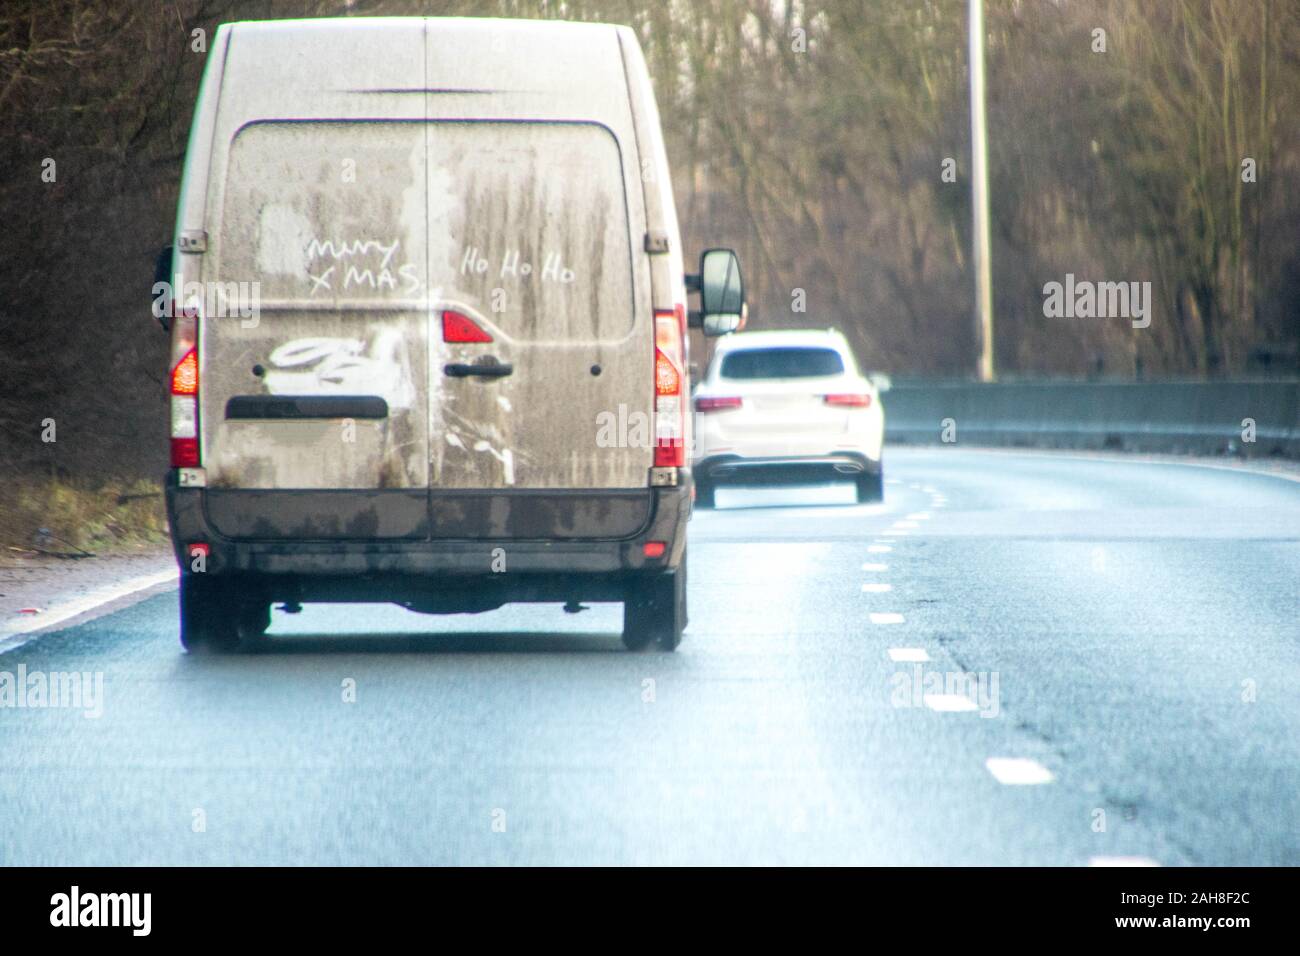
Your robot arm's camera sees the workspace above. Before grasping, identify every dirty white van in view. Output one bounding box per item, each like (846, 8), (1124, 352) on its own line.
(160, 17), (745, 652)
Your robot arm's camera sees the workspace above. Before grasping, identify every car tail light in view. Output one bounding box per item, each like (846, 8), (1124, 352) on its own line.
(695, 396), (743, 413)
(643, 541), (666, 558)
(654, 306), (686, 467)
(170, 303), (200, 467)
(443, 310), (493, 343)
(824, 393), (872, 407)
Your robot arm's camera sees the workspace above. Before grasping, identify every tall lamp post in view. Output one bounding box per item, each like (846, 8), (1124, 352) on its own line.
(969, 0), (995, 381)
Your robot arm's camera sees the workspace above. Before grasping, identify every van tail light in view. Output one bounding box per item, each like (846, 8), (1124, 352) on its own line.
(654, 306), (686, 468)
(443, 310), (493, 343)
(170, 310), (200, 467)
(170, 349), (198, 395)
(695, 396), (743, 413)
(824, 393), (872, 408)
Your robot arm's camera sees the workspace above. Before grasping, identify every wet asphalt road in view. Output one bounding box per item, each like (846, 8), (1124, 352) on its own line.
(2, 448), (1297, 865)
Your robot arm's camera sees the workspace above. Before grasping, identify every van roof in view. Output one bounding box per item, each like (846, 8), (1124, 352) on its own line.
(220, 17), (628, 96)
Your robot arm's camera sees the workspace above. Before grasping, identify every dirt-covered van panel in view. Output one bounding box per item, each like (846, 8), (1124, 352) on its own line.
(205, 490), (429, 540)
(201, 121), (430, 492)
(425, 121), (651, 490)
(201, 118), (649, 494)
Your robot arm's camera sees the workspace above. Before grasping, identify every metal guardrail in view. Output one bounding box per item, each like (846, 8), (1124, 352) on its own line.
(882, 381), (1300, 458)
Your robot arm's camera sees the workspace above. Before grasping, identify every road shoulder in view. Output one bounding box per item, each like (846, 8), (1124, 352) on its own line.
(0, 547), (176, 651)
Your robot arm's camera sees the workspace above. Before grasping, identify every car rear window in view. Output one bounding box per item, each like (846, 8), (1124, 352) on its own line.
(719, 347), (845, 380)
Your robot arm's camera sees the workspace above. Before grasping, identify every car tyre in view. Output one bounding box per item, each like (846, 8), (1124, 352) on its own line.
(622, 560), (686, 652)
(856, 470), (884, 503)
(694, 479), (716, 510)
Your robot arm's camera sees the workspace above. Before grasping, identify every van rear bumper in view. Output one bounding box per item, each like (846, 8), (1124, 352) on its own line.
(165, 474), (690, 586)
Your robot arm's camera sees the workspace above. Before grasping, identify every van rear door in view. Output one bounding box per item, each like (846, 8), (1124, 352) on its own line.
(200, 117), (431, 539)
(423, 121), (654, 538)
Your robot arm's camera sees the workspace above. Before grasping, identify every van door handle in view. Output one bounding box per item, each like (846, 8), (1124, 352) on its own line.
(444, 360), (513, 378)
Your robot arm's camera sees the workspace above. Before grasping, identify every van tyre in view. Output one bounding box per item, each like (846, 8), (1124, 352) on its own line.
(622, 562), (686, 652)
(179, 576), (241, 653)
(237, 597), (272, 649)
(856, 470), (884, 504)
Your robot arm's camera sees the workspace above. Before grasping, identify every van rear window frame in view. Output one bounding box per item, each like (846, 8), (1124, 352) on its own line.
(214, 118), (640, 344)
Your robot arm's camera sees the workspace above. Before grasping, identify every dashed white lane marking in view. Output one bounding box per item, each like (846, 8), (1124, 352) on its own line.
(860, 563), (889, 572)
(0, 568), (178, 652)
(905, 512), (931, 520)
(924, 694), (979, 712)
(921, 486), (937, 493)
(1088, 856), (1161, 867)
(892, 521), (919, 529)
(861, 583), (892, 593)
(985, 758), (1055, 785)
(869, 613), (906, 625)
(885, 478), (902, 486)
(888, 648), (930, 662)
(867, 545), (892, 553)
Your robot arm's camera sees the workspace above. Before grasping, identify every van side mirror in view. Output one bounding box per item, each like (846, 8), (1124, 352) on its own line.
(153, 244), (175, 333)
(696, 248), (745, 337)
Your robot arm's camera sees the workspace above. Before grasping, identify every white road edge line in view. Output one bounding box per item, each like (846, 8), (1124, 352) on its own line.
(0, 568), (178, 653)
(869, 613), (906, 625)
(861, 583), (892, 593)
(861, 563), (889, 571)
(924, 694), (979, 712)
(985, 757), (1055, 785)
(888, 648), (930, 662)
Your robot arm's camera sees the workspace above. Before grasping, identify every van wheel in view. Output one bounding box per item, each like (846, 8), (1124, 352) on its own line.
(237, 597), (272, 648)
(695, 480), (716, 510)
(856, 471), (884, 503)
(622, 562), (686, 652)
(179, 577), (241, 653)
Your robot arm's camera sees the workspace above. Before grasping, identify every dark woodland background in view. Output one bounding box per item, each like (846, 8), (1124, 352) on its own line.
(2, 0), (1297, 499)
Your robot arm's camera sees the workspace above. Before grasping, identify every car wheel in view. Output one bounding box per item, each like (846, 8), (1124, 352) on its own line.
(695, 480), (716, 510)
(179, 576), (241, 653)
(856, 470), (884, 503)
(622, 561), (686, 652)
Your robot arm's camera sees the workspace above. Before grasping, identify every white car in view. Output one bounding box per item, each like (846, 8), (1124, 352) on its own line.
(691, 329), (885, 507)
